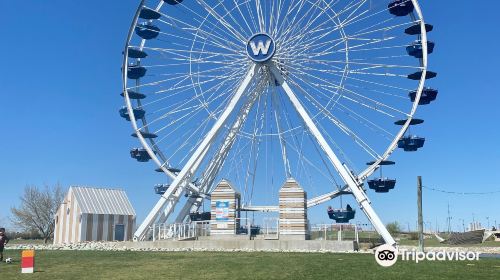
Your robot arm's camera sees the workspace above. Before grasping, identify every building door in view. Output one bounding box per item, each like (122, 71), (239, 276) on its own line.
(114, 224), (125, 241)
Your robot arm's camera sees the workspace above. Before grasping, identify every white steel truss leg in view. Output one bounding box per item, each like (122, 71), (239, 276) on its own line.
(269, 65), (396, 246)
(134, 65), (258, 240)
(174, 76), (266, 223)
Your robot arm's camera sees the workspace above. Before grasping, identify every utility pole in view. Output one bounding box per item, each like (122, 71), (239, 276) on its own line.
(459, 218), (465, 232)
(417, 176), (424, 252)
(447, 203), (452, 233)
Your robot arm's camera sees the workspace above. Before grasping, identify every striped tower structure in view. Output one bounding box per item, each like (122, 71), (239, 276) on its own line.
(210, 180), (240, 236)
(279, 178), (309, 240)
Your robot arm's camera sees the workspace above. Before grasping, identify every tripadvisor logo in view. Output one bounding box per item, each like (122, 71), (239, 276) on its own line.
(375, 244), (398, 267)
(374, 245), (481, 267)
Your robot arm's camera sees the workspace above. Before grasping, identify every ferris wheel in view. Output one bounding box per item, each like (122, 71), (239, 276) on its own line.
(120, 0), (437, 244)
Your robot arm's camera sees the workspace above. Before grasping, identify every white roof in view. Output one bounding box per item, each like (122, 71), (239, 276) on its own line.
(70, 186), (136, 216)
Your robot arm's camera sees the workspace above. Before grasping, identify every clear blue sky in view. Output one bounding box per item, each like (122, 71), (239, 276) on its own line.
(1, 0), (499, 232)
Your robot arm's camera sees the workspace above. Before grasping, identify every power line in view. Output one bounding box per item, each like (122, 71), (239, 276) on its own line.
(422, 185), (500, 195)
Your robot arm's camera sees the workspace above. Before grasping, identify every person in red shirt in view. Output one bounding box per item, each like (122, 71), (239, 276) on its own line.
(0, 228), (9, 262)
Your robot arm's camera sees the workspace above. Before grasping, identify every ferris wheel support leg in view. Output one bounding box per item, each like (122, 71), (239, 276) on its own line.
(134, 65), (258, 241)
(174, 81), (264, 223)
(269, 65), (396, 246)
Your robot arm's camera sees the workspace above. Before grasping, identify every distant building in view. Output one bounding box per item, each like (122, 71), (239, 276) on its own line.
(54, 186), (136, 244)
(468, 222), (483, 231)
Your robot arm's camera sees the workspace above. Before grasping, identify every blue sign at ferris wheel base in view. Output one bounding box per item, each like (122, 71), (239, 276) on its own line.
(215, 201), (230, 221)
(246, 33), (276, 63)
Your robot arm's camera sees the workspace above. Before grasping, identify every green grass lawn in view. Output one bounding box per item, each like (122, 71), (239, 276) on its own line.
(0, 250), (499, 280)
(398, 238), (500, 247)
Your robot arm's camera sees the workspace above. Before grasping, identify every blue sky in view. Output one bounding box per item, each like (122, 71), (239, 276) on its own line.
(1, 0), (499, 232)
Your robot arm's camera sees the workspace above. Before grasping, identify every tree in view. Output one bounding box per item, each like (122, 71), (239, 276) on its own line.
(11, 184), (64, 243)
(386, 221), (402, 235)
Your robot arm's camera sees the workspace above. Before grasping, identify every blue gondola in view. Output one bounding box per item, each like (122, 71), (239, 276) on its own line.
(407, 70), (437, 80)
(409, 88), (438, 105)
(406, 40), (435, 58)
(155, 167), (181, 173)
(366, 160), (395, 166)
(164, 0), (183, 5)
(135, 23), (160, 40)
(130, 148), (152, 162)
(127, 65), (147, 79)
(366, 161), (397, 193)
(127, 48), (148, 59)
(388, 0), (414, 17)
(120, 90), (146, 99)
(328, 206), (356, 223)
(398, 135), (425, 151)
(368, 178), (397, 193)
(189, 212), (211, 221)
(139, 7), (162, 20)
(119, 107), (145, 121)
(131, 131), (158, 139)
(404, 23), (434, 35)
(154, 184), (170, 195)
(393, 118), (424, 126)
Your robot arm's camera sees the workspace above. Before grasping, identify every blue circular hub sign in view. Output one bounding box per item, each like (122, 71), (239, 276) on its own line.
(246, 33), (275, 63)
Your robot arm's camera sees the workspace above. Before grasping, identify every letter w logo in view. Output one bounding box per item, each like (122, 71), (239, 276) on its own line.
(250, 39), (272, 56)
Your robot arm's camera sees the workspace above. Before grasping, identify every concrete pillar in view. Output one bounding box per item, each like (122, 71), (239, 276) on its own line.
(210, 180), (240, 235)
(279, 178), (309, 240)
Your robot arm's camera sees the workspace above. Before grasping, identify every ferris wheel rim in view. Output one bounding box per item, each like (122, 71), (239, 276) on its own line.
(122, 0), (430, 198)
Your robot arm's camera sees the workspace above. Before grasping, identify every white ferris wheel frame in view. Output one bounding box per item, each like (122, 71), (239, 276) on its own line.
(122, 0), (430, 246)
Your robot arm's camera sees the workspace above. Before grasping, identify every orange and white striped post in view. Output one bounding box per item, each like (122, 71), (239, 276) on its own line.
(21, 250), (35, 273)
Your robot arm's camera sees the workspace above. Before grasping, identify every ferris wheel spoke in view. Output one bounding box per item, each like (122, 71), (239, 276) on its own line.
(243, 1), (260, 33)
(138, 73), (242, 130)
(164, 2), (247, 47)
(287, 0), (324, 35)
(196, 0), (248, 43)
(283, 65), (409, 118)
(270, 83), (292, 177)
(299, 81), (396, 139)
(338, 0), (370, 26)
(155, 15), (243, 55)
(286, 68), (389, 139)
(283, 0), (355, 43)
(232, 0), (256, 35)
(291, 61), (416, 92)
(141, 46), (244, 59)
(149, 70), (242, 96)
(154, 28), (241, 55)
(276, 0), (309, 40)
(215, 0), (256, 37)
(351, 20), (412, 38)
(336, 2), (397, 31)
(147, 80), (242, 130)
(284, 77), (380, 159)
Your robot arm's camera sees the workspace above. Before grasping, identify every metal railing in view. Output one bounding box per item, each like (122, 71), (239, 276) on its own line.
(310, 223), (359, 243)
(149, 221), (210, 241)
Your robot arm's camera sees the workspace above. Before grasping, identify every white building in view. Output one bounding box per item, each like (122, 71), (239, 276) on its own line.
(54, 186), (136, 244)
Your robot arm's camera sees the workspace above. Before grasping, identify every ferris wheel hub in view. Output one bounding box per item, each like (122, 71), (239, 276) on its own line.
(246, 33), (275, 63)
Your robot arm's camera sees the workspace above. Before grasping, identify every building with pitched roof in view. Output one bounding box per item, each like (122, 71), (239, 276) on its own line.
(54, 186), (136, 244)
